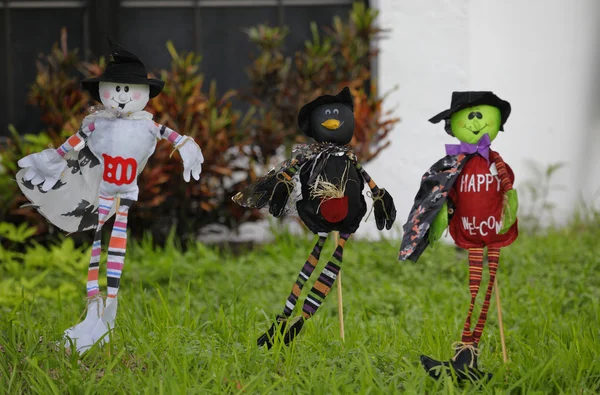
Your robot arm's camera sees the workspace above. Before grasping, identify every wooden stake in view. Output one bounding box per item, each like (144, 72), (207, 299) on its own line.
(494, 276), (508, 364)
(334, 231), (345, 341)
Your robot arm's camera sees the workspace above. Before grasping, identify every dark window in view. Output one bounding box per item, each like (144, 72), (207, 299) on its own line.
(118, 7), (195, 71)
(200, 6), (279, 93)
(0, 9), (7, 132)
(10, 7), (85, 135)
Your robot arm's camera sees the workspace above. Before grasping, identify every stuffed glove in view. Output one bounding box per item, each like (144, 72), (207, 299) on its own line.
(499, 188), (518, 234)
(373, 189), (396, 231)
(18, 149), (67, 192)
(177, 137), (204, 182)
(428, 201), (449, 244)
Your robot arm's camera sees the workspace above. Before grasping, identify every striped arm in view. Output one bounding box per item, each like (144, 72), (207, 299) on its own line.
(354, 162), (381, 196)
(279, 153), (313, 181)
(56, 123), (95, 157)
(280, 163), (300, 181)
(490, 151), (513, 193)
(155, 122), (184, 146)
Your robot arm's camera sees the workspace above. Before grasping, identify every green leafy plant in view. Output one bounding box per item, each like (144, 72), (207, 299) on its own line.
(0, 4), (400, 243)
(242, 2), (399, 167)
(0, 127), (56, 235)
(28, 27), (97, 138)
(0, 222), (37, 244)
(0, 221), (38, 277)
(0, 34), (255, 243)
(140, 42), (256, 240)
(519, 161), (566, 232)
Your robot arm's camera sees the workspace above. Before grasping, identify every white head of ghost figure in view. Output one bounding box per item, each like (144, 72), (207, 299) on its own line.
(81, 39), (165, 116)
(99, 82), (150, 115)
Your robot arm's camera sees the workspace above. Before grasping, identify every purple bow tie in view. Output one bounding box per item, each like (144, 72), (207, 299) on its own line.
(445, 133), (491, 162)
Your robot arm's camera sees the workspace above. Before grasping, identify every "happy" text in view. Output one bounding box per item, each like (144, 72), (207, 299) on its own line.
(459, 173), (501, 193)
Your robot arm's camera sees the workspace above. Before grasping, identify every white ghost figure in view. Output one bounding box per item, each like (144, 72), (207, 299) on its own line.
(99, 81), (150, 115)
(16, 40), (206, 355)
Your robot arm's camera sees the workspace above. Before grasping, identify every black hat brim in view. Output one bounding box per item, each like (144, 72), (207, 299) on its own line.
(298, 87), (354, 138)
(81, 75), (165, 103)
(429, 94), (511, 131)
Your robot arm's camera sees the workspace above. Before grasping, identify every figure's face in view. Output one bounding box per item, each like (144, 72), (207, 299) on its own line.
(450, 105), (501, 144)
(99, 82), (149, 114)
(309, 103), (355, 145)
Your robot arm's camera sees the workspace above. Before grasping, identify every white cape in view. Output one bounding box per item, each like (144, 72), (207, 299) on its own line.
(16, 146), (114, 233)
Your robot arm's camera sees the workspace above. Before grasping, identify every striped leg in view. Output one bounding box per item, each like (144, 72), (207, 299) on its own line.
(282, 233), (328, 317)
(106, 199), (133, 299)
(65, 195), (115, 351)
(472, 247), (500, 344)
(460, 247), (484, 344)
(87, 196), (115, 298)
(302, 233), (351, 319)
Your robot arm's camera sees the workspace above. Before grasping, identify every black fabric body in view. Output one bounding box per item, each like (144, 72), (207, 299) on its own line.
(296, 154), (366, 234)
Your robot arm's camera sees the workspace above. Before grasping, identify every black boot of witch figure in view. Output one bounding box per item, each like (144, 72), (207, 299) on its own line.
(233, 87), (396, 348)
(398, 92), (519, 381)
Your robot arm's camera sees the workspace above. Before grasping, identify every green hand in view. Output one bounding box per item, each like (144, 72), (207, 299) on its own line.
(499, 188), (518, 234)
(428, 202), (449, 244)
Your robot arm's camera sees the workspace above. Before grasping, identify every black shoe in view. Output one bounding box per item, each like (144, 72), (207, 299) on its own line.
(257, 315), (305, 349)
(257, 315), (285, 349)
(257, 323), (276, 349)
(420, 355), (450, 380)
(450, 344), (492, 381)
(421, 344), (492, 382)
(282, 316), (304, 345)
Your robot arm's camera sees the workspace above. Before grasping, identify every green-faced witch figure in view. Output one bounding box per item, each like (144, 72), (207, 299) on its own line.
(233, 87), (396, 348)
(399, 92), (518, 381)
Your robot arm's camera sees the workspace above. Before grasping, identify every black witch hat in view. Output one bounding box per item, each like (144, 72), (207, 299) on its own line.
(429, 91), (511, 131)
(298, 87), (354, 138)
(81, 38), (165, 102)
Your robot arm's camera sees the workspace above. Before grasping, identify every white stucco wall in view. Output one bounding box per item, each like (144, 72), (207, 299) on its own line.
(356, 0), (600, 240)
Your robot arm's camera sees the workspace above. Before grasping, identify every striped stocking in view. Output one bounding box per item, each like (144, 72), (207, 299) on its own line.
(460, 247), (501, 345)
(460, 247), (484, 344)
(87, 196), (115, 298)
(302, 233), (351, 319)
(472, 247), (500, 343)
(106, 198), (133, 299)
(282, 233), (328, 317)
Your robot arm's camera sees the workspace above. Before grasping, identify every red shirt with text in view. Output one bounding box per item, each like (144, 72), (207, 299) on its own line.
(449, 155), (518, 248)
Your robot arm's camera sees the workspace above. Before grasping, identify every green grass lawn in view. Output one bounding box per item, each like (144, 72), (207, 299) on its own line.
(1, 224), (599, 394)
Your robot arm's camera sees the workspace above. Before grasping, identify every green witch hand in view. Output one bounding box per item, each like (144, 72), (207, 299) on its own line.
(499, 188), (518, 234)
(428, 202), (449, 244)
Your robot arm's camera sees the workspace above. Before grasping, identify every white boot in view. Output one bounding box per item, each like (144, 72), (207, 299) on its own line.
(90, 296), (118, 346)
(64, 295), (104, 352)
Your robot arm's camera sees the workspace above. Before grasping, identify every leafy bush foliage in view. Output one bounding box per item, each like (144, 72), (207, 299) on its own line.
(0, 4), (399, 243)
(242, 3), (398, 164)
